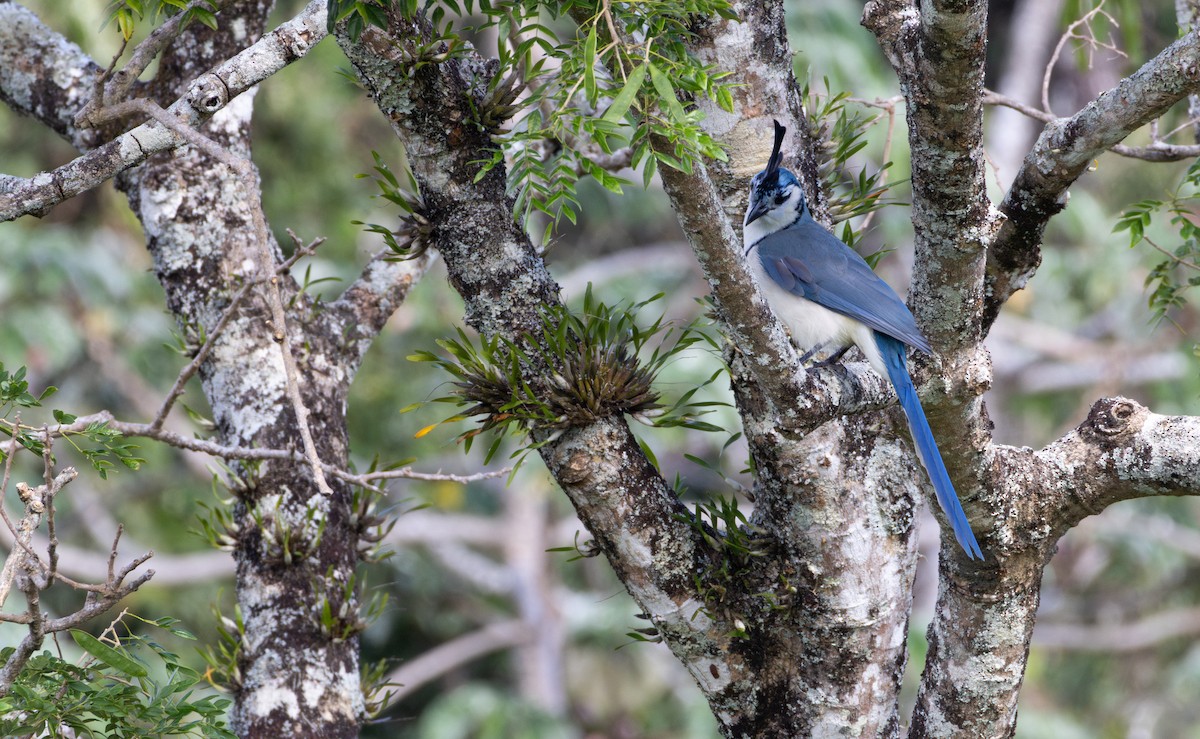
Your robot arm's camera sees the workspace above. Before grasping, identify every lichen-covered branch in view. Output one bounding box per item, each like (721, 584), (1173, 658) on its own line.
(862, 1), (998, 545)
(911, 397), (1200, 738)
(1037, 398), (1200, 527)
(330, 249), (438, 374)
(984, 28), (1200, 331)
(578, 4), (931, 734)
(0, 2), (101, 147)
(0, 0), (327, 222)
(334, 10), (724, 698)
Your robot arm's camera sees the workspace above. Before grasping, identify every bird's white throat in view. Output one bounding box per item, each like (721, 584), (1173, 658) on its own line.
(742, 188), (804, 249)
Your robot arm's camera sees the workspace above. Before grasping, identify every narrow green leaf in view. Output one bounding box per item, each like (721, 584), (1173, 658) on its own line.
(71, 630), (149, 677)
(648, 62), (685, 121)
(602, 63), (647, 123)
(583, 24), (598, 107)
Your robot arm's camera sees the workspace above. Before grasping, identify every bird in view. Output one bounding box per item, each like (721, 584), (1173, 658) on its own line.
(742, 120), (983, 560)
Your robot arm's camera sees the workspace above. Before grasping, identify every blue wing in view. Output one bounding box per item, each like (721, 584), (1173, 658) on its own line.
(754, 219), (931, 354)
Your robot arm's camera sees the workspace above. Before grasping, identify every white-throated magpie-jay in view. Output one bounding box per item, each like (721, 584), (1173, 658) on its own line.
(743, 120), (983, 560)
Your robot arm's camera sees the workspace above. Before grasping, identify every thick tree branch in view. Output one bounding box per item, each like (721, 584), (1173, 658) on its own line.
(0, 0), (327, 222)
(863, 0), (998, 527)
(865, 4), (1055, 737)
(85, 96), (335, 495)
(984, 28), (1200, 331)
(0, 2), (101, 147)
(910, 397), (1200, 737)
(637, 5), (933, 734)
(329, 249), (437, 375)
(333, 9), (735, 702)
(1038, 398), (1200, 528)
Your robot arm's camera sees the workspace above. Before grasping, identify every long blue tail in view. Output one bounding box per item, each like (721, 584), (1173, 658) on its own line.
(874, 334), (983, 560)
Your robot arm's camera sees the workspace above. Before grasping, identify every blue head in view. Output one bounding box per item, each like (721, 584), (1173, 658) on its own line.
(744, 121), (807, 239)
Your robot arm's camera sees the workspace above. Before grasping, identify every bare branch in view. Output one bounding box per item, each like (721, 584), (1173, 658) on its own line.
(352, 467), (512, 485)
(0, 0), (328, 222)
(985, 28), (1200, 332)
(1034, 606), (1200, 652)
(984, 89), (1200, 162)
(385, 620), (530, 703)
(1042, 5), (1125, 116)
(0, 466), (78, 609)
(0, 458), (154, 697)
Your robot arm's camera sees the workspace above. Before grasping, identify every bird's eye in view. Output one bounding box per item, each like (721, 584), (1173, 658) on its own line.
(774, 192), (787, 205)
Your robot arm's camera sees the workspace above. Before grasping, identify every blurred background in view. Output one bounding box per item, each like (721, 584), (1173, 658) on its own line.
(2, 0), (1199, 737)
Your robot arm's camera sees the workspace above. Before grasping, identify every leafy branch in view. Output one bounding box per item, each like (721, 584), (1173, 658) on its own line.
(1113, 158), (1200, 327)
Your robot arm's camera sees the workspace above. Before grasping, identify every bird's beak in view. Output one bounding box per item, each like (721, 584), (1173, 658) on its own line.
(744, 197), (768, 227)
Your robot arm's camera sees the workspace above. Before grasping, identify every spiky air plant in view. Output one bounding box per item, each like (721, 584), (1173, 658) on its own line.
(410, 287), (723, 465)
(354, 151), (433, 260)
(544, 337), (660, 427)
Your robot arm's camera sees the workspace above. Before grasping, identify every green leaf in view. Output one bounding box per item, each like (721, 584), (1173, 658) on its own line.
(71, 630), (149, 677)
(648, 62), (686, 121)
(601, 63), (648, 123)
(190, 7), (218, 30)
(583, 24), (598, 107)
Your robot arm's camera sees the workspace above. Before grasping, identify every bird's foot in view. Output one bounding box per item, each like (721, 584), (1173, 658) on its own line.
(798, 344), (850, 368)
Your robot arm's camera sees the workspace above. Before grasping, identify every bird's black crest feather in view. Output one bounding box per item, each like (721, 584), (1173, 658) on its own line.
(767, 120), (786, 174)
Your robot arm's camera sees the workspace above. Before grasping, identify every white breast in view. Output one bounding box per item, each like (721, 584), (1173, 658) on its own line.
(746, 252), (884, 374)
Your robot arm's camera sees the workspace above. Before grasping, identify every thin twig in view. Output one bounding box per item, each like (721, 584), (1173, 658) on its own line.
(87, 98), (334, 495)
(1143, 235), (1200, 272)
(0, 417), (24, 541)
(149, 231), (325, 432)
(983, 89), (1056, 124)
(45, 411), (510, 491)
(846, 96), (901, 234)
(1042, 3), (1125, 115)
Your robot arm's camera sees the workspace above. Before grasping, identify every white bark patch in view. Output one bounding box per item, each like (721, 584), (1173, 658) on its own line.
(209, 87), (258, 139)
(207, 329), (287, 440)
(230, 17), (249, 43)
(308, 350), (346, 385)
(248, 678), (301, 720)
(302, 661), (363, 720)
(690, 655), (731, 692)
(145, 186), (184, 227)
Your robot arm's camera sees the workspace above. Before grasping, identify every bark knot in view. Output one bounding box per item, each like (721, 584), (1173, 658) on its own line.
(1084, 396), (1143, 439)
(560, 452), (592, 485)
(189, 74), (229, 114)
